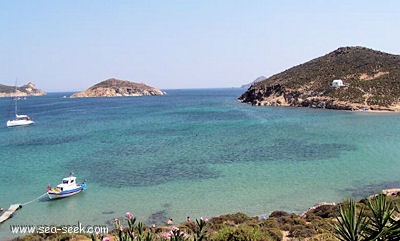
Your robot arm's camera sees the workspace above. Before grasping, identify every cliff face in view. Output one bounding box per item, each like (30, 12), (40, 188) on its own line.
(0, 82), (46, 97)
(71, 78), (165, 98)
(238, 47), (400, 111)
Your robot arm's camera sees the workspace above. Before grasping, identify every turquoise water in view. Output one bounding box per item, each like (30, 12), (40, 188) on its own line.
(1, 88), (400, 239)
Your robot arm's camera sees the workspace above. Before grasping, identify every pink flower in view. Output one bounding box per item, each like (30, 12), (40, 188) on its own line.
(162, 232), (171, 239)
(119, 224), (124, 231)
(114, 218), (119, 222)
(171, 226), (179, 232)
(125, 212), (133, 219)
(200, 217), (208, 222)
(131, 231), (135, 237)
(102, 237), (110, 241)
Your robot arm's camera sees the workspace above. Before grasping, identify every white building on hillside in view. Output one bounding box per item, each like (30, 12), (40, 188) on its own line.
(332, 79), (345, 88)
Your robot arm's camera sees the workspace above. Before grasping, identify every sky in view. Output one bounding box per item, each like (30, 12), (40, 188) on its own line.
(1, 0), (400, 92)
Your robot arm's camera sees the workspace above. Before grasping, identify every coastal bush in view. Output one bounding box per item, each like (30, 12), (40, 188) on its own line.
(308, 233), (338, 241)
(209, 225), (278, 241)
(307, 217), (335, 236)
(206, 212), (259, 231)
(263, 210), (332, 239)
(13, 233), (89, 241)
(260, 218), (280, 230)
(266, 212), (306, 231)
(305, 204), (339, 220)
(263, 228), (282, 241)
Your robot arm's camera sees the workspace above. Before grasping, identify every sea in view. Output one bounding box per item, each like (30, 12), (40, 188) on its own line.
(1, 88), (400, 239)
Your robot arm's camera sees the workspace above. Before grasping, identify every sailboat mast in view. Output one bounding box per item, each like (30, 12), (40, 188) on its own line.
(14, 85), (18, 117)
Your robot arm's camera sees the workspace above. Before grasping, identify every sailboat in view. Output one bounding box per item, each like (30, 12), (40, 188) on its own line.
(6, 86), (34, 127)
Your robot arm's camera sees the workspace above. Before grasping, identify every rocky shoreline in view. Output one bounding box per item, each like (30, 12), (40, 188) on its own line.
(238, 84), (399, 112)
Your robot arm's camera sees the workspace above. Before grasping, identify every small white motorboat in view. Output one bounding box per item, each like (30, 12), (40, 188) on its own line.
(47, 174), (87, 199)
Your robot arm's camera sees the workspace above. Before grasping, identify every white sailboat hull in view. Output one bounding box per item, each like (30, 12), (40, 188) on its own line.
(7, 119), (34, 127)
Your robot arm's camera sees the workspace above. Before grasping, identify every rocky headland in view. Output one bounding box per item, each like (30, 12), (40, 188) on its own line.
(0, 82), (46, 97)
(238, 46), (400, 111)
(71, 78), (165, 98)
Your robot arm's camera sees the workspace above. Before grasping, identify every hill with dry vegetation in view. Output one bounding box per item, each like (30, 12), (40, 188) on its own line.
(239, 46), (400, 111)
(0, 82), (46, 97)
(71, 78), (165, 98)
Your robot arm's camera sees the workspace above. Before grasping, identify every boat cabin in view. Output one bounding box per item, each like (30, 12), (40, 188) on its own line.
(56, 176), (78, 191)
(62, 177), (75, 184)
(15, 114), (32, 121)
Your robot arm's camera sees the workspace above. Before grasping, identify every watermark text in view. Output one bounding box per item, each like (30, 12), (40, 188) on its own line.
(10, 222), (108, 235)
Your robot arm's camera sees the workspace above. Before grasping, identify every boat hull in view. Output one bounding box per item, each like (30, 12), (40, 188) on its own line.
(7, 120), (34, 127)
(47, 186), (84, 199)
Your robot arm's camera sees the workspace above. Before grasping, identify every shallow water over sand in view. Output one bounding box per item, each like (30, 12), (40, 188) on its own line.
(1, 89), (400, 239)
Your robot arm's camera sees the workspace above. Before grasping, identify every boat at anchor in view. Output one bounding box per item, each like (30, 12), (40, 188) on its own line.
(7, 114), (34, 127)
(47, 174), (87, 199)
(7, 90), (34, 127)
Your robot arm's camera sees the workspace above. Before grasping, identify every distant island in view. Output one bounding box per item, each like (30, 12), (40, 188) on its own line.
(0, 82), (46, 97)
(240, 76), (267, 89)
(239, 46), (400, 111)
(71, 78), (166, 98)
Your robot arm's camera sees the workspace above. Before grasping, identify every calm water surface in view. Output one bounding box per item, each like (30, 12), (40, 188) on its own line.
(1, 88), (400, 239)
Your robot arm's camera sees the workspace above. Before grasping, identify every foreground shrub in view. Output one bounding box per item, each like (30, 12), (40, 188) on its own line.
(209, 225), (280, 241)
(334, 195), (400, 241)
